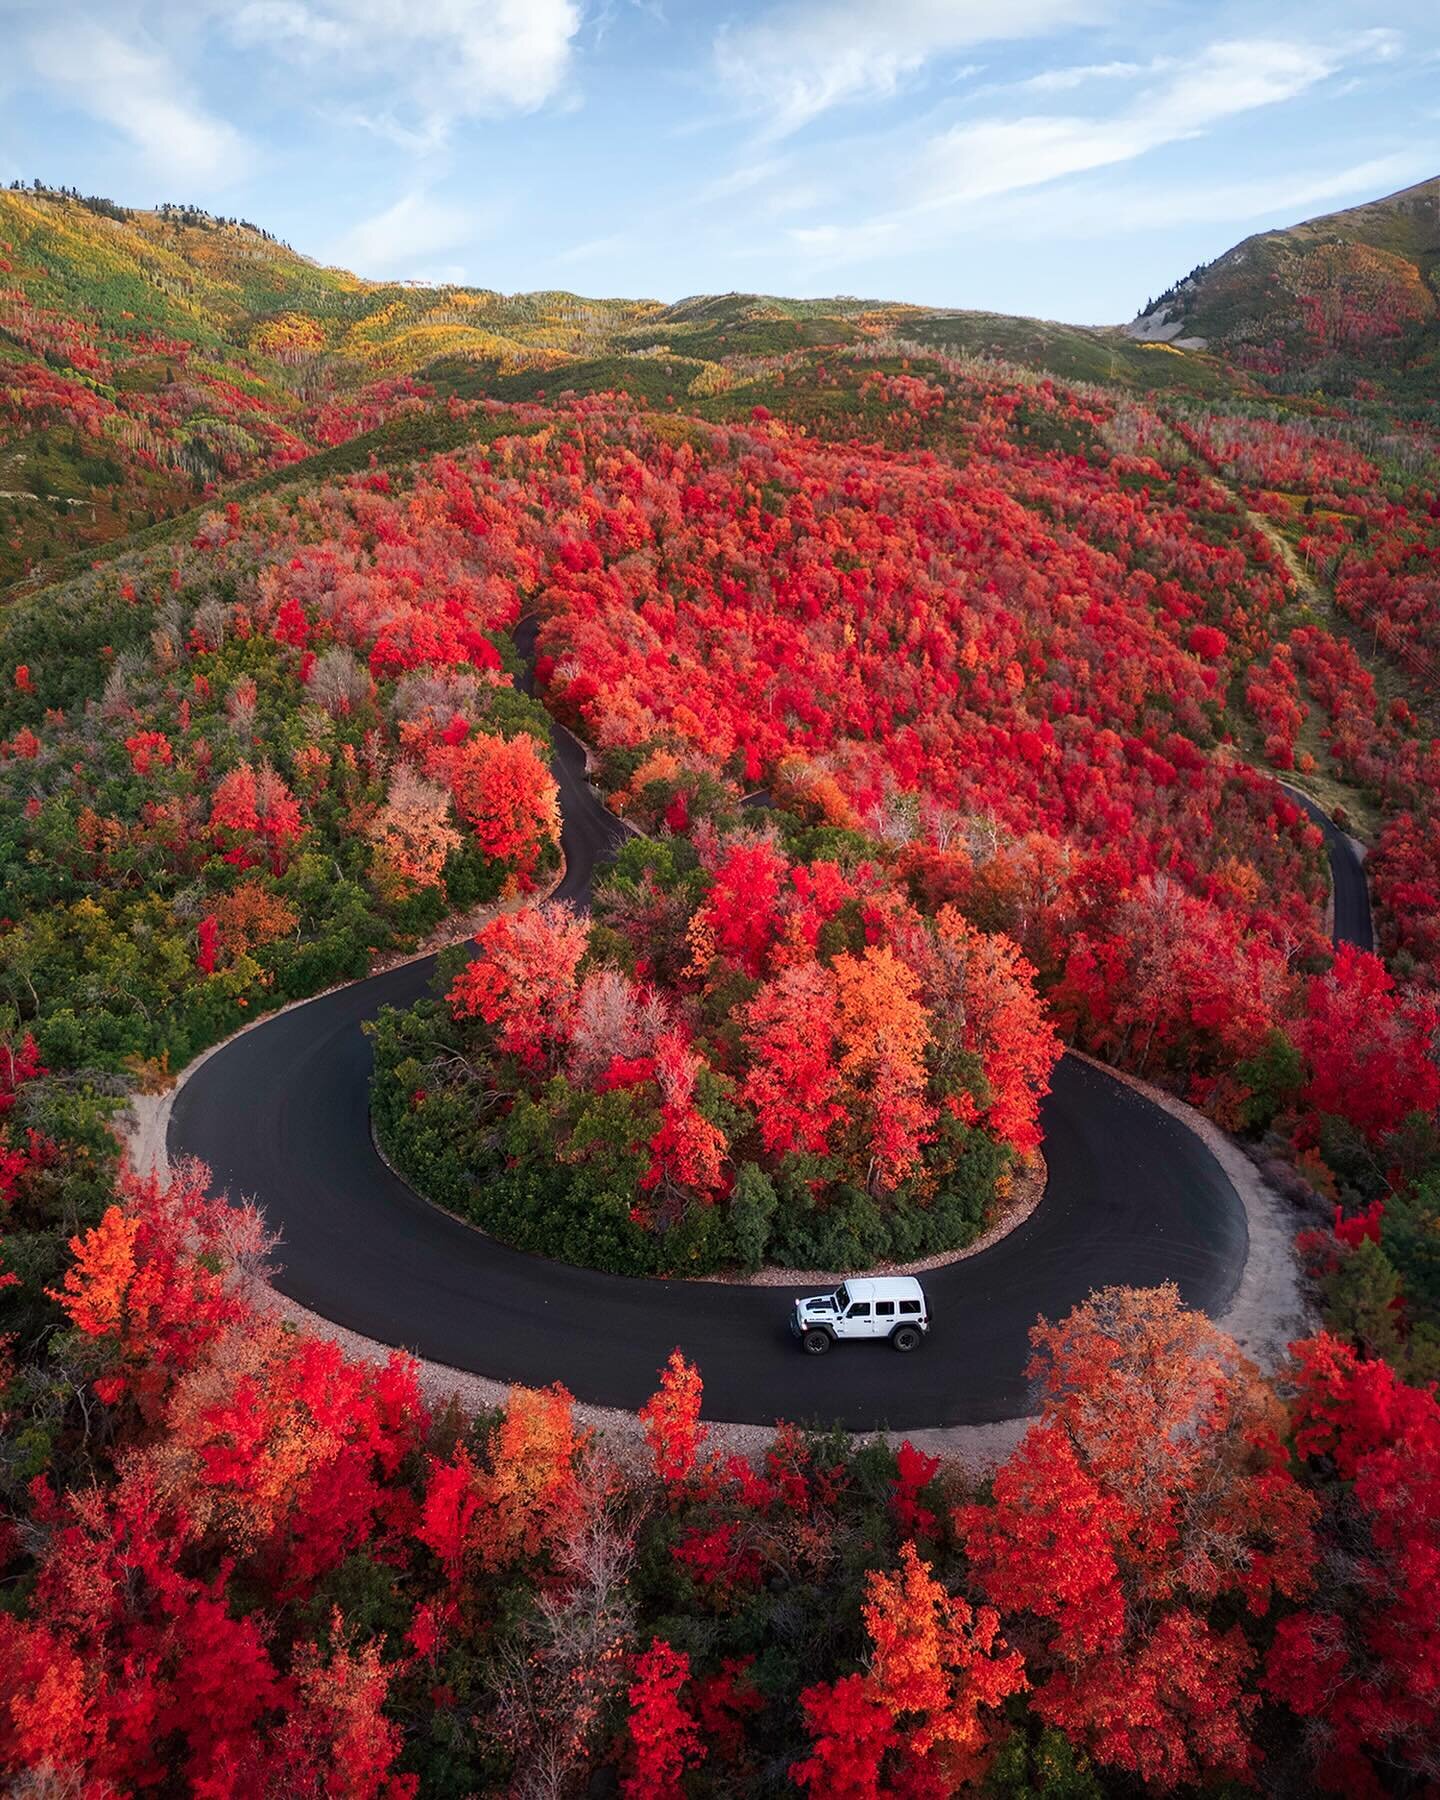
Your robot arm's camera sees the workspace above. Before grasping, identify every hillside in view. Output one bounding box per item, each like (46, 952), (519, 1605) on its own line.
(2, 183), (1246, 587)
(0, 182), (663, 364)
(0, 183), (668, 583)
(1129, 175), (1440, 397)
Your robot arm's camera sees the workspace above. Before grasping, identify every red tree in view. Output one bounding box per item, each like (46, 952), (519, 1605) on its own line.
(447, 904), (588, 1068)
(621, 1639), (703, 1799)
(924, 907), (1060, 1155)
(791, 1675), (898, 1799)
(49, 1161), (266, 1414)
(793, 1543), (1024, 1794)
(639, 1349), (706, 1487)
(425, 729), (558, 880)
(1296, 946), (1440, 1141)
(1263, 1334), (1440, 1796)
(209, 761), (304, 871)
(741, 961), (845, 1158)
(959, 1286), (1318, 1789)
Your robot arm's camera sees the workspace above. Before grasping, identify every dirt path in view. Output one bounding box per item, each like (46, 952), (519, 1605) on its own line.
(1245, 504), (1322, 604)
(1245, 497), (1440, 728)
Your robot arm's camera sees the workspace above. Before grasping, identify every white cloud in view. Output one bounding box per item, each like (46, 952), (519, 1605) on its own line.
(222, 0), (351, 52)
(779, 33), (1418, 285)
(702, 159), (788, 200)
(1009, 58), (1145, 93)
(24, 19), (250, 183)
(554, 231), (632, 266)
(789, 217), (901, 260)
(227, 0), (582, 148)
(325, 191), (484, 277)
(714, 0), (1106, 136)
(921, 38), (1337, 204)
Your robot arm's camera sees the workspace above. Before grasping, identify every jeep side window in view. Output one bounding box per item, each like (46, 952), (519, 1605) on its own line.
(875, 1301), (895, 1317)
(846, 1302), (871, 1318)
(899, 1300), (921, 1314)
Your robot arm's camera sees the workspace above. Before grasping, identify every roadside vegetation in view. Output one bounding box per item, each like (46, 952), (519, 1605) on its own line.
(373, 824), (1057, 1276)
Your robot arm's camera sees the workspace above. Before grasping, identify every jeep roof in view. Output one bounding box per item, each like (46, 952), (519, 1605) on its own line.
(834, 1277), (926, 1304)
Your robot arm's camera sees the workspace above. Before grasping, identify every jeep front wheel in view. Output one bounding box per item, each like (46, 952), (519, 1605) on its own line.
(802, 1329), (832, 1355)
(891, 1325), (922, 1353)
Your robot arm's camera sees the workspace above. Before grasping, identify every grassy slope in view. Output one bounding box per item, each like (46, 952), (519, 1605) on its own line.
(20, 405), (547, 595)
(0, 188), (663, 369)
(0, 189), (671, 579)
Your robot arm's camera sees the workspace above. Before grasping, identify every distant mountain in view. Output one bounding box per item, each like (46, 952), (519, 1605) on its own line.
(0, 182), (1208, 383)
(0, 180), (668, 372)
(1128, 176), (1439, 394)
(33, 172), (1440, 588)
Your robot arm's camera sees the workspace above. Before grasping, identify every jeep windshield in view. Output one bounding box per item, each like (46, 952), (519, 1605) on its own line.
(833, 1284), (849, 1310)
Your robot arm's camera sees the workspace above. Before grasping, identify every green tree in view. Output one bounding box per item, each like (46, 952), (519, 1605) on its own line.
(1235, 1028), (1303, 1132)
(1322, 1235), (1405, 1365)
(1382, 1175), (1440, 1320)
(727, 1162), (777, 1272)
(986, 1725), (1104, 1799)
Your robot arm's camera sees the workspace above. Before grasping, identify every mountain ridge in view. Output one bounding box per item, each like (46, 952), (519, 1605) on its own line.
(1128, 175), (1439, 391)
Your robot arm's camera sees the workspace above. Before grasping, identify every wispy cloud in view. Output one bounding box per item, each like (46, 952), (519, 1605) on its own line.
(701, 159), (789, 200)
(921, 38), (1337, 205)
(227, 0), (583, 151)
(24, 18), (250, 184)
(714, 0), (1106, 137)
(781, 29), (1404, 271)
(554, 231), (633, 267)
(324, 191), (487, 277)
(1007, 58), (1146, 93)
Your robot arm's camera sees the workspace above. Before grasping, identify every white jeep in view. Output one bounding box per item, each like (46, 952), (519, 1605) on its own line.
(791, 1276), (929, 1355)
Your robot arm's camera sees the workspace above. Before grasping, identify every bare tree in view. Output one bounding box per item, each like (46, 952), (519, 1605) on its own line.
(863, 783), (920, 847)
(97, 652), (145, 721)
(191, 597), (229, 654)
(490, 1449), (650, 1799)
(305, 648), (370, 717)
(391, 667), (486, 728)
(566, 968), (671, 1085)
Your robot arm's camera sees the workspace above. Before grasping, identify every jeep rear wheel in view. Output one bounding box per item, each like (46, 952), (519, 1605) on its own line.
(802, 1329), (832, 1355)
(891, 1325), (922, 1353)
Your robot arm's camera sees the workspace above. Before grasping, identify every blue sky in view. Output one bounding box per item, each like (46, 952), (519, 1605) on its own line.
(1, 0), (1437, 321)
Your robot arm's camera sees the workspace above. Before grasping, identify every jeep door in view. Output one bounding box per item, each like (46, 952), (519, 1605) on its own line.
(840, 1298), (879, 1339)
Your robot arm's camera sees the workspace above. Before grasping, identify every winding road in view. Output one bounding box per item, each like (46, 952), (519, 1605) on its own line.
(170, 648), (1369, 1431)
(1282, 784), (1374, 953)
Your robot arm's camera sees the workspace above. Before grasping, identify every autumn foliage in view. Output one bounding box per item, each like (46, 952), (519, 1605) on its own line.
(960, 1286), (1318, 1787)
(794, 1542), (1025, 1794)
(378, 820), (1060, 1275)
(3, 1078), (1439, 1796)
(639, 1348), (706, 1487)
(3, 193), (1440, 1798)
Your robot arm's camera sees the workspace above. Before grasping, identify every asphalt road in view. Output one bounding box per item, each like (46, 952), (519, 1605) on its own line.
(172, 665), (1374, 1429)
(1281, 784), (1375, 952)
